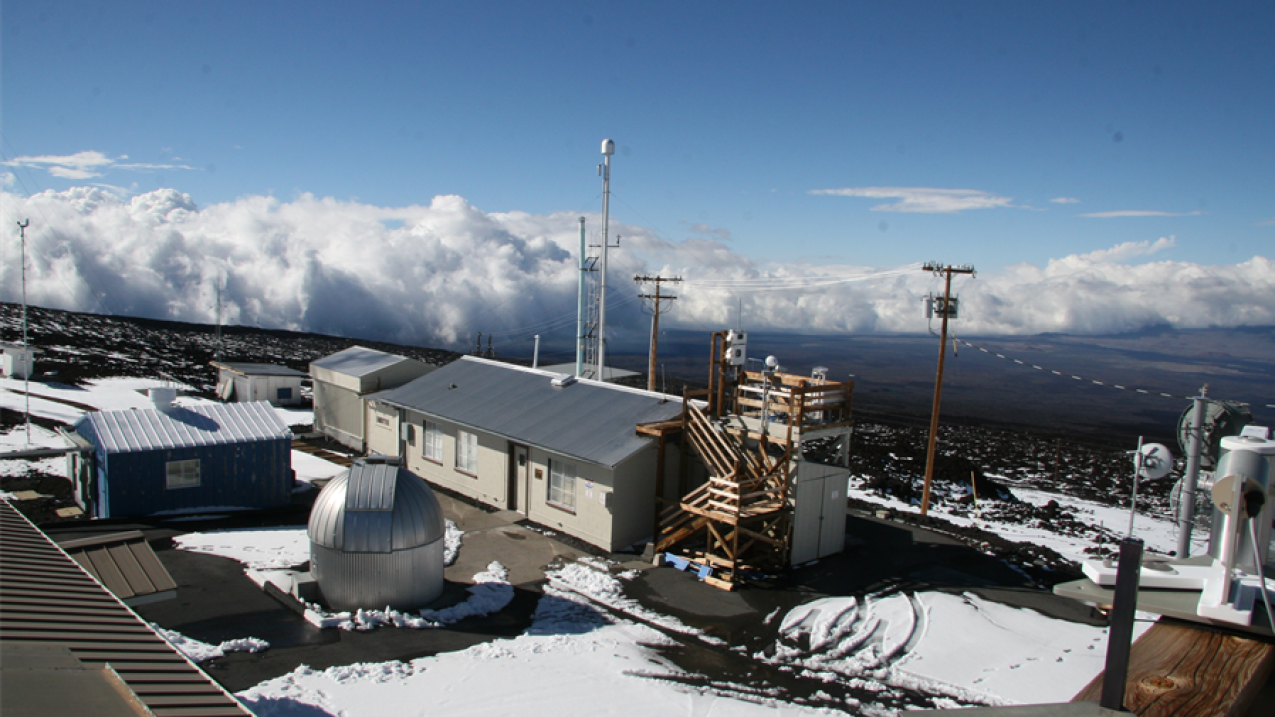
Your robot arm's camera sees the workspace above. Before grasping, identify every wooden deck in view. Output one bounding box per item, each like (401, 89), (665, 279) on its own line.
(1073, 620), (1275, 716)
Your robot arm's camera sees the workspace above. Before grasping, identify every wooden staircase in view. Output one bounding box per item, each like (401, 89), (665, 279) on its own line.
(655, 398), (795, 587)
(652, 330), (854, 589)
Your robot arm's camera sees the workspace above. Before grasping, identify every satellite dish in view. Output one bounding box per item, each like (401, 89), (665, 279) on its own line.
(1135, 443), (1174, 481)
(1178, 401), (1252, 469)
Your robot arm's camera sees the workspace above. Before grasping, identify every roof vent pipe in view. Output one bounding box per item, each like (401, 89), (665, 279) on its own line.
(149, 387), (177, 411)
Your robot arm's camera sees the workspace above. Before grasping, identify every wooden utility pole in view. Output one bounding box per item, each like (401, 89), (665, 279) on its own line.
(635, 275), (681, 392)
(920, 262), (975, 516)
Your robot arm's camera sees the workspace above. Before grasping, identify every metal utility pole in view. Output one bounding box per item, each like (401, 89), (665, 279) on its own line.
(920, 261), (975, 516)
(17, 220), (31, 445)
(597, 139), (616, 381)
(1176, 385), (1209, 558)
(635, 275), (681, 392)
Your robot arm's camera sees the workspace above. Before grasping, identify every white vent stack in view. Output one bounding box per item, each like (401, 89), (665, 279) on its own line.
(148, 387), (177, 411)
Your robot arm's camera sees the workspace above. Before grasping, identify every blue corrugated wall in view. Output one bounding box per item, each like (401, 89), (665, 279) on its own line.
(99, 438), (291, 518)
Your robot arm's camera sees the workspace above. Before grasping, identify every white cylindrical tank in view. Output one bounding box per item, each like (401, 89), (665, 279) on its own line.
(1207, 432), (1275, 573)
(308, 458), (446, 611)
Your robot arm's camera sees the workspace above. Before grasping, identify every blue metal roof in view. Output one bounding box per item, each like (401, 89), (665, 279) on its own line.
(310, 345), (410, 378)
(372, 357), (684, 468)
(74, 401), (292, 453)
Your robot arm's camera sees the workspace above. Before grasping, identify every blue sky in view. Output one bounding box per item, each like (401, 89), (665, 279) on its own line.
(0, 2), (1272, 351)
(5, 1), (1271, 271)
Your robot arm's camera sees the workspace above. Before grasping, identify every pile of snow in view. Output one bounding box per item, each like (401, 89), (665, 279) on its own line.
(547, 558), (704, 638)
(303, 562), (513, 632)
(151, 623), (269, 663)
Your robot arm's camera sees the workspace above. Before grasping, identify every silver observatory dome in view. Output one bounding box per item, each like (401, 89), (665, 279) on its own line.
(307, 458), (446, 611)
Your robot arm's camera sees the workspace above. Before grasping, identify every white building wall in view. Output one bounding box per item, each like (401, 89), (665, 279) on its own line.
(402, 413), (510, 509)
(399, 407), (663, 552)
(314, 380), (365, 450)
(365, 402), (402, 458)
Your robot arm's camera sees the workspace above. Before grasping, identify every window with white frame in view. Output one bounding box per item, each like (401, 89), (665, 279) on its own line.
(547, 459), (576, 511)
(456, 430), (478, 474)
(424, 421), (444, 462)
(166, 459), (201, 489)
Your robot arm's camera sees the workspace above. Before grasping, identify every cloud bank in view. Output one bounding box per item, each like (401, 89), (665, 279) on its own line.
(1, 187), (1271, 351)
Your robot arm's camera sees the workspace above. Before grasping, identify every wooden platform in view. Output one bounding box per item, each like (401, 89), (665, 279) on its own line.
(1073, 620), (1275, 716)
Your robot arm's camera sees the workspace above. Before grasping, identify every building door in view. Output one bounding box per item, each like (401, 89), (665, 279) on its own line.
(791, 463), (849, 565)
(509, 444), (530, 514)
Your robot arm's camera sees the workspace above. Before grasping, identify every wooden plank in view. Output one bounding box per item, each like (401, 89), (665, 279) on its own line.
(703, 575), (736, 591)
(1072, 620), (1275, 716)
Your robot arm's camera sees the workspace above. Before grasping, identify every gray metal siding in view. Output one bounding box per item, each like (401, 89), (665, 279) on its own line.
(307, 462), (447, 611)
(310, 541), (444, 611)
(309, 466), (445, 552)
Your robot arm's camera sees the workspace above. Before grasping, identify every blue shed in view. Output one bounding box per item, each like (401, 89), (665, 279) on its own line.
(71, 390), (294, 518)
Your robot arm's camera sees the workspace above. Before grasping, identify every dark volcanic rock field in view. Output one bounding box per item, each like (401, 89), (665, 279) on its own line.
(1, 302), (1186, 577)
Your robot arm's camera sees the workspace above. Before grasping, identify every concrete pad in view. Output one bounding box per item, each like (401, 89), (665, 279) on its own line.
(446, 523), (587, 588)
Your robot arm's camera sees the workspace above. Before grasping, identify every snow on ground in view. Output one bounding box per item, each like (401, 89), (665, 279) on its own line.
(238, 584), (836, 717)
(0, 376), (189, 423)
(290, 450), (347, 487)
(845, 474), (1208, 563)
(150, 623), (269, 663)
(273, 407), (314, 427)
(174, 526), (311, 569)
(765, 591), (1153, 708)
(175, 522), (464, 573)
(546, 559), (706, 638)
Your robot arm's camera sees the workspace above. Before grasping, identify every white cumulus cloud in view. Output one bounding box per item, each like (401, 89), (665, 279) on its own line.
(0, 187), (1270, 349)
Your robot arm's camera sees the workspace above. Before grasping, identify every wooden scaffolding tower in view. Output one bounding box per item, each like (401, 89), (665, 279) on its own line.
(654, 331), (853, 588)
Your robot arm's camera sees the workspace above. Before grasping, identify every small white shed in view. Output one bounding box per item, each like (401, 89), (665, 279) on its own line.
(210, 362), (308, 406)
(0, 342), (37, 380)
(310, 346), (436, 452)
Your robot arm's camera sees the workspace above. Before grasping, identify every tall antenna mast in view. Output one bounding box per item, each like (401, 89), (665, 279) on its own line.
(214, 278), (224, 361)
(17, 220), (31, 445)
(575, 217), (587, 377)
(597, 138), (615, 380)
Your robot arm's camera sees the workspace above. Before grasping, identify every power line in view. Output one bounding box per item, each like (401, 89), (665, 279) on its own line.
(952, 335), (1275, 409)
(635, 275), (681, 391)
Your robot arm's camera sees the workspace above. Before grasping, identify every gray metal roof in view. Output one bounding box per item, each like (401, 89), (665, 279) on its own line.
(0, 500), (252, 717)
(309, 460), (445, 553)
(373, 356), (684, 468)
(73, 401), (292, 453)
(211, 361), (307, 377)
(310, 345), (411, 377)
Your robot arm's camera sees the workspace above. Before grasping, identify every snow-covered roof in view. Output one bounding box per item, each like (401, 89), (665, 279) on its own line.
(311, 346), (411, 378)
(211, 361), (307, 377)
(74, 401), (292, 453)
(371, 356), (683, 468)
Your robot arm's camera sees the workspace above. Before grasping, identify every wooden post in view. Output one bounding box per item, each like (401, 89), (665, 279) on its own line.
(635, 276), (680, 392)
(920, 263), (974, 516)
